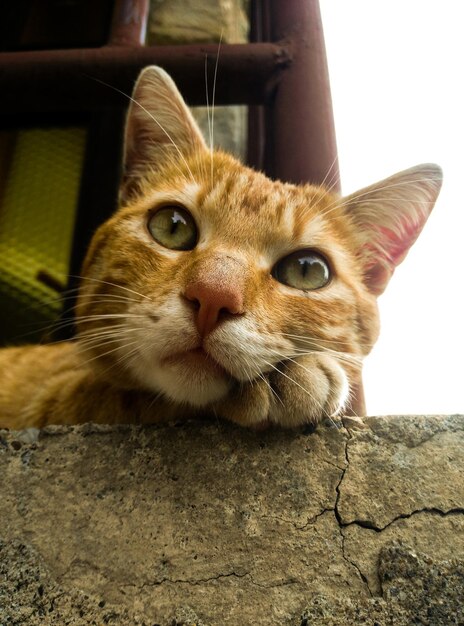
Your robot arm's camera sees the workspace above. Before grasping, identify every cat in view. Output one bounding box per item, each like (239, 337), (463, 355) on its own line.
(0, 66), (442, 430)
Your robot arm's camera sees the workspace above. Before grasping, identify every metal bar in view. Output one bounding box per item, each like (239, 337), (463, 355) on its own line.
(108, 0), (149, 46)
(268, 0), (340, 189)
(247, 105), (265, 170)
(0, 42), (291, 113)
(247, 0), (267, 170)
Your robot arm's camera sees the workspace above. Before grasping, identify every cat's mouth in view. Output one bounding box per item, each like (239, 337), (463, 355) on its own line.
(162, 347), (228, 378)
(153, 345), (232, 406)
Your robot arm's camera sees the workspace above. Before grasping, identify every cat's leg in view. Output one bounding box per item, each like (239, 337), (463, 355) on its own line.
(214, 353), (349, 429)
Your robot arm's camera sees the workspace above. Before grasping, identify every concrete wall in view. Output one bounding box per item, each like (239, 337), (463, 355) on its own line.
(1, 414), (463, 624)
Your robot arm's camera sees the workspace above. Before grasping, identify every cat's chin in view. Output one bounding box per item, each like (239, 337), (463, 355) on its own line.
(132, 349), (232, 407)
(157, 361), (231, 407)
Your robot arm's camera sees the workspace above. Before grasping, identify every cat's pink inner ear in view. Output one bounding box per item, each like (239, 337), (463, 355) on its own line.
(121, 66), (208, 201)
(342, 164), (443, 296)
(362, 223), (423, 295)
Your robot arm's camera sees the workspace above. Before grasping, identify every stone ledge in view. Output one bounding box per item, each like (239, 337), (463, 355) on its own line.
(0, 414), (463, 625)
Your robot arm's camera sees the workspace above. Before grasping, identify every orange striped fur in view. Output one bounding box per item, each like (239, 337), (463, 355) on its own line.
(0, 67), (442, 429)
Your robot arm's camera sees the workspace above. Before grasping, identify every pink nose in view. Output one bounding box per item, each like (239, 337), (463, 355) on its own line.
(184, 279), (244, 338)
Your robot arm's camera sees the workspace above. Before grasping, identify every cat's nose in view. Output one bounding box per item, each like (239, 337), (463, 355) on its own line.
(184, 279), (244, 338)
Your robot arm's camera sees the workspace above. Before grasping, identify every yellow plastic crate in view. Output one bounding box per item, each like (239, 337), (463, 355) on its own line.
(0, 126), (87, 344)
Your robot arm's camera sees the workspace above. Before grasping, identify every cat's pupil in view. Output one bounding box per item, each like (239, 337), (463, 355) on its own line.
(300, 259), (310, 277)
(300, 257), (324, 280)
(272, 250), (330, 290)
(147, 206), (198, 251)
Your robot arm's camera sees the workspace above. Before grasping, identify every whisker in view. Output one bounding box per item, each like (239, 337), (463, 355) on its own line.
(77, 325), (139, 339)
(319, 153), (340, 193)
(76, 339), (141, 369)
(145, 390), (164, 414)
(75, 329), (142, 351)
(257, 372), (285, 409)
(17, 296), (141, 337)
(317, 176), (440, 223)
(85, 343), (144, 381)
(86, 75), (196, 184)
(204, 53), (212, 154)
(48, 315), (145, 338)
(289, 347), (362, 367)
(70, 275), (154, 303)
(277, 356), (340, 428)
(262, 359), (330, 419)
(210, 30), (223, 188)
(281, 332), (371, 352)
(75, 313), (146, 322)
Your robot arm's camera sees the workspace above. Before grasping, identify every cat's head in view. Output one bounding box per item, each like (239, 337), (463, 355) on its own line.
(75, 66), (442, 425)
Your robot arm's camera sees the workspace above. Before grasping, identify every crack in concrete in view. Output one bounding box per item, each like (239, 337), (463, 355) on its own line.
(247, 574), (300, 589)
(262, 513), (305, 528)
(133, 570), (299, 590)
(339, 527), (374, 598)
(342, 506), (464, 533)
(333, 429), (349, 527)
(135, 571), (248, 589)
(296, 506), (335, 530)
(331, 432), (374, 596)
(331, 426), (464, 596)
(269, 430), (351, 532)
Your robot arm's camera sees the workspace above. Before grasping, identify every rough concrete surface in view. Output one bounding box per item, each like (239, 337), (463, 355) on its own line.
(0, 414), (463, 625)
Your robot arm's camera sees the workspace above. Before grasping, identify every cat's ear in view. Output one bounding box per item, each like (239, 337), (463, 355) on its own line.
(120, 66), (208, 202)
(342, 164), (442, 295)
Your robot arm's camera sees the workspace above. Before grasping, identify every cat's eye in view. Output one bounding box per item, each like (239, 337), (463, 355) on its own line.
(272, 250), (330, 290)
(147, 206), (198, 250)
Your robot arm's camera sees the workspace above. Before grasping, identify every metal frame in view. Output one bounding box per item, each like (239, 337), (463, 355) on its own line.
(0, 0), (365, 414)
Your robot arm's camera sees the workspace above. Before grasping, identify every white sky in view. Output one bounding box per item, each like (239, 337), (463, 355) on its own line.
(319, 1), (463, 415)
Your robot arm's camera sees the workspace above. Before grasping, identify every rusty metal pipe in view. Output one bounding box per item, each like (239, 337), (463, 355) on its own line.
(0, 42), (291, 113)
(268, 0), (339, 190)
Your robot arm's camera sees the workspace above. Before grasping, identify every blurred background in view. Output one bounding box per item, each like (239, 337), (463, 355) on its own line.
(320, 0), (463, 414)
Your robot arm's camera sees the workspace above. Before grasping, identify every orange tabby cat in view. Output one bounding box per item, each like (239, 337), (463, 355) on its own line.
(0, 66), (442, 430)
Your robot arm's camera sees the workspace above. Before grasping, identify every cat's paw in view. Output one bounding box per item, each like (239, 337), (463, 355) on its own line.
(267, 353), (349, 428)
(213, 377), (272, 430)
(214, 353), (349, 430)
